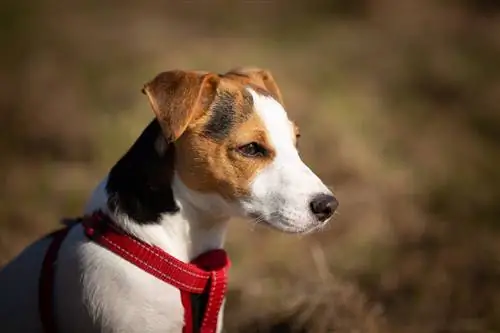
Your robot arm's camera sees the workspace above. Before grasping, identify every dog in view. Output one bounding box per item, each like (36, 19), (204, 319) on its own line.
(0, 67), (338, 333)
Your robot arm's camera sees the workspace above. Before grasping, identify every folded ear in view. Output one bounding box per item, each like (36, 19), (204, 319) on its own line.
(142, 70), (220, 142)
(224, 67), (284, 105)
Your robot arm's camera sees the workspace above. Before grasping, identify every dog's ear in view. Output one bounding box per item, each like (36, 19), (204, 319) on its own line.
(225, 67), (284, 105)
(142, 70), (220, 142)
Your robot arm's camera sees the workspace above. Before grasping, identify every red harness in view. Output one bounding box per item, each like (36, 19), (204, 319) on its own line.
(38, 212), (230, 333)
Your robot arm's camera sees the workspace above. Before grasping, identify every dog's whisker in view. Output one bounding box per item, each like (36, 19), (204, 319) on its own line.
(246, 215), (265, 232)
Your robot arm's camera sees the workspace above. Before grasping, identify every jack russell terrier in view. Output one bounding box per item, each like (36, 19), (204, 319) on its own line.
(0, 67), (338, 333)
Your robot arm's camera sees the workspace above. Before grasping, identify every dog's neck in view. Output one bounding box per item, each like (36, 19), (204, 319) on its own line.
(84, 175), (229, 262)
(83, 120), (229, 262)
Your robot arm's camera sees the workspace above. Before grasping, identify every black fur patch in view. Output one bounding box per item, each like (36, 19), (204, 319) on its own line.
(106, 119), (179, 224)
(203, 91), (237, 140)
(203, 91), (254, 141)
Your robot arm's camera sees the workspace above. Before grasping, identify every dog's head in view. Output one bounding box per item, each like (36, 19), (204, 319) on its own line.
(142, 67), (337, 233)
(109, 68), (337, 233)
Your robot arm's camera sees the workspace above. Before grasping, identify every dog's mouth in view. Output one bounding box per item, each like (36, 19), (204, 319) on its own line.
(247, 212), (326, 234)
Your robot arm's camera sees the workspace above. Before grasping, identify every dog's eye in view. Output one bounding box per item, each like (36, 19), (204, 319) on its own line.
(237, 142), (267, 157)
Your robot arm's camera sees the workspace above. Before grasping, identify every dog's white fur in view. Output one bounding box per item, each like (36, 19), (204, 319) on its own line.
(239, 90), (331, 233)
(0, 91), (332, 332)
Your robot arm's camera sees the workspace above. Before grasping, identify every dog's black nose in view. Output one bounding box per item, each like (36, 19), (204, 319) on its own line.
(309, 194), (338, 222)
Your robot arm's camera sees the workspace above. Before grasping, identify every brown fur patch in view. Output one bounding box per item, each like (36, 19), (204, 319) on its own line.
(142, 70), (219, 142)
(201, 87), (253, 141)
(224, 67), (284, 105)
(174, 80), (275, 200)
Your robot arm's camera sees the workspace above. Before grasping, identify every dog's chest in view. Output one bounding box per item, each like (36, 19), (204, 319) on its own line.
(55, 227), (185, 333)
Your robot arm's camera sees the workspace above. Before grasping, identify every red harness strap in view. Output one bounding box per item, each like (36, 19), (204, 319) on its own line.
(39, 226), (73, 333)
(39, 212), (230, 333)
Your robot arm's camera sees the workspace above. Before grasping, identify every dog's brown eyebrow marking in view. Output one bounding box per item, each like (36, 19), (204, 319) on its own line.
(203, 90), (254, 141)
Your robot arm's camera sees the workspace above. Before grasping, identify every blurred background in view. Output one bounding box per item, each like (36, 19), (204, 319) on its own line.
(1, 0), (499, 332)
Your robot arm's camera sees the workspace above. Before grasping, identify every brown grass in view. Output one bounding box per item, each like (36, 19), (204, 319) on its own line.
(1, 1), (500, 332)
